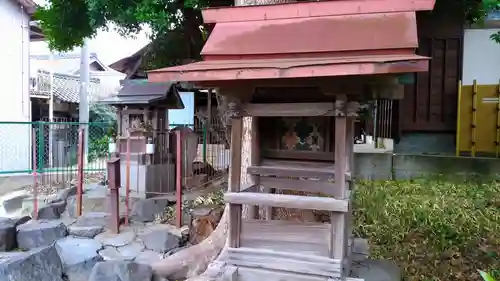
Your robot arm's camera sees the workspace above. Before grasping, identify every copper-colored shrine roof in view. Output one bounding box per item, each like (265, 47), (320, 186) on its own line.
(148, 0), (436, 85)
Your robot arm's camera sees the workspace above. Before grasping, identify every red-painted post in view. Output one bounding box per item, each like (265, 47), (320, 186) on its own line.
(76, 128), (84, 217)
(107, 157), (121, 234)
(176, 130), (183, 228)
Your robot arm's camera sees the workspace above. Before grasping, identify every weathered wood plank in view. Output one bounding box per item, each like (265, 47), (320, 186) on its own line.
(240, 239), (329, 256)
(222, 265), (238, 281)
(247, 159), (345, 180)
(260, 159), (336, 169)
(230, 118), (243, 193)
(237, 267), (330, 281)
(236, 267), (365, 281)
(260, 177), (335, 196)
(227, 247), (341, 277)
(343, 236), (354, 278)
(224, 192), (349, 212)
(346, 117), (355, 175)
(242, 103), (335, 117)
(332, 114), (348, 260)
(228, 247), (340, 265)
(229, 117), (243, 248)
(238, 220), (332, 256)
(246, 166), (332, 178)
(251, 117), (269, 219)
(262, 149), (335, 161)
(240, 183), (259, 192)
(241, 219), (330, 244)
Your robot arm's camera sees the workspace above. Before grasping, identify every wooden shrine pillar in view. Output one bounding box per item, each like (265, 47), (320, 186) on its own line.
(228, 100), (243, 248)
(346, 102), (358, 178)
(332, 97), (348, 261)
(332, 96), (359, 271)
(219, 86), (260, 221)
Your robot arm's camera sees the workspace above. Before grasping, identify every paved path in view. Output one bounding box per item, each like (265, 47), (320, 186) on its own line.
(0, 175), (34, 195)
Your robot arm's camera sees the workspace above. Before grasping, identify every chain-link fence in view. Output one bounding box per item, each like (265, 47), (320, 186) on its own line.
(0, 121), (115, 184)
(172, 117), (229, 189)
(0, 118), (228, 185)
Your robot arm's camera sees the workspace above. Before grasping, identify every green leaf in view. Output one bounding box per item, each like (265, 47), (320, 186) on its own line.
(480, 271), (497, 281)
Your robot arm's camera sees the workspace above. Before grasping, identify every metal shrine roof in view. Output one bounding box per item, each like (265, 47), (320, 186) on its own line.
(99, 80), (185, 108)
(148, 0), (436, 85)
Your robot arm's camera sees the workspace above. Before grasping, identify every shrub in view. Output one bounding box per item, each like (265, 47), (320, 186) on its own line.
(353, 177), (500, 281)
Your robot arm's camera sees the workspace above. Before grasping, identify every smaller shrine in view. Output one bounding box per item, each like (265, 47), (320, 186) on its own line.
(100, 79), (184, 198)
(146, 0), (435, 280)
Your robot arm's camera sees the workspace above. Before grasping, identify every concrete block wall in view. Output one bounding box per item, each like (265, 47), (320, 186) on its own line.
(355, 153), (500, 180)
(394, 133), (456, 155)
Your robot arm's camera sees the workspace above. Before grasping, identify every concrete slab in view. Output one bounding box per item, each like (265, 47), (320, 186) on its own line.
(55, 237), (103, 281)
(350, 259), (401, 281)
(94, 230), (136, 247)
(117, 242), (145, 260)
(88, 261), (153, 281)
(136, 224), (181, 254)
(0, 245), (64, 281)
(99, 247), (132, 261)
(68, 225), (104, 238)
(16, 220), (67, 250)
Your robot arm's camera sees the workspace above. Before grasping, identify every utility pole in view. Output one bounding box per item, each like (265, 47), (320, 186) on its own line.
(48, 52), (54, 167)
(79, 39), (90, 163)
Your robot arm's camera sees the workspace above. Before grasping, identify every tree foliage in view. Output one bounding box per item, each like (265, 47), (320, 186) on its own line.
(35, 0), (229, 69)
(36, 0), (500, 69)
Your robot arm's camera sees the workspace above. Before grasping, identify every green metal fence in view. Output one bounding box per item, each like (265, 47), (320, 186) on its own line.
(0, 119), (229, 191)
(0, 121), (115, 176)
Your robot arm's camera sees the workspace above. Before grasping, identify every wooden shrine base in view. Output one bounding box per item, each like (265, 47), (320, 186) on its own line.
(198, 218), (361, 281)
(239, 219), (332, 256)
(204, 259), (364, 281)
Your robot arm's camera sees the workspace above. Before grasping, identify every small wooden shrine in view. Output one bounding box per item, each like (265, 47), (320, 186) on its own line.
(100, 79), (184, 197)
(147, 0), (435, 280)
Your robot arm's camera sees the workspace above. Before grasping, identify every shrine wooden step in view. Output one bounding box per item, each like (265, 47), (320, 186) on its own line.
(235, 267), (363, 281)
(224, 192), (349, 212)
(247, 159), (351, 181)
(241, 179), (354, 196)
(239, 219), (331, 256)
(226, 247), (342, 278)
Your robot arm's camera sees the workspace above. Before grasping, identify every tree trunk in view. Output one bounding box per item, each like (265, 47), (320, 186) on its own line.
(152, 205), (229, 279)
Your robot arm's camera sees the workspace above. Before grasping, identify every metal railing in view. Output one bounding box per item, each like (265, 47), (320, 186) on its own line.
(0, 121), (113, 174)
(0, 119), (229, 188)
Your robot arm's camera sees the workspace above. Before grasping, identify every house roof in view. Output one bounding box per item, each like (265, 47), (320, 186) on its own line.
(99, 80), (184, 109)
(12, 0), (44, 40)
(15, 0), (36, 14)
(30, 53), (124, 76)
(52, 74), (102, 103)
(108, 45), (151, 79)
(30, 70), (105, 104)
(29, 24), (44, 41)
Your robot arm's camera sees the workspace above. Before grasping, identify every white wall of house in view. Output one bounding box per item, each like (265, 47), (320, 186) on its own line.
(89, 71), (125, 100)
(0, 0), (32, 172)
(462, 28), (500, 85)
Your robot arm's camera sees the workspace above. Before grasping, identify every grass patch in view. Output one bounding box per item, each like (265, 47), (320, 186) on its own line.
(353, 177), (500, 281)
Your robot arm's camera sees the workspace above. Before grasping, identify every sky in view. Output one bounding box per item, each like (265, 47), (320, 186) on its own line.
(31, 0), (151, 66)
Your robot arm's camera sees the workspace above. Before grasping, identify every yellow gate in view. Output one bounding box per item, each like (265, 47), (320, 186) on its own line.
(457, 80), (500, 157)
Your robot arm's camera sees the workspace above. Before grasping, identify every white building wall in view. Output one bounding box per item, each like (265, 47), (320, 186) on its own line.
(462, 29), (500, 85)
(0, 0), (32, 172)
(89, 71), (125, 100)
